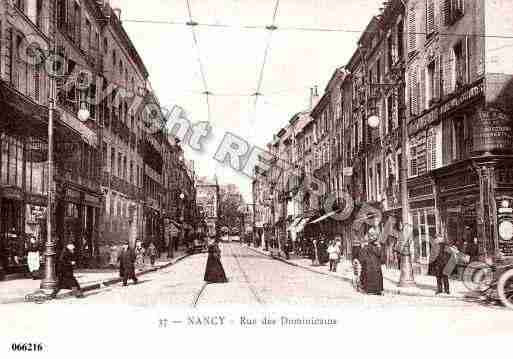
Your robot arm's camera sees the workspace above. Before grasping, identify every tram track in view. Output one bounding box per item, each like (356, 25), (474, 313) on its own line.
(191, 282), (208, 308)
(229, 243), (265, 305)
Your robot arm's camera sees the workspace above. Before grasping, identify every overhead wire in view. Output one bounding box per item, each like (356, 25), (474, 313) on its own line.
(185, 0), (212, 124)
(253, 0), (281, 121)
(120, 17), (513, 39)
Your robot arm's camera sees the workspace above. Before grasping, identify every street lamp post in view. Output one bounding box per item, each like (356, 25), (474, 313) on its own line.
(26, 4), (93, 300)
(366, 77), (415, 287)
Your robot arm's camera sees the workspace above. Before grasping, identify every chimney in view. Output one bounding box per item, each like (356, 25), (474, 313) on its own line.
(309, 85), (320, 111)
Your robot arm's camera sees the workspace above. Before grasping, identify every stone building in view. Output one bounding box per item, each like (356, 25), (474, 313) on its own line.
(0, 0), (198, 275)
(405, 0), (513, 267)
(1, 0), (102, 273)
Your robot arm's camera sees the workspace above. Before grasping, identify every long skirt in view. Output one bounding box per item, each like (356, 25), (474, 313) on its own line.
(27, 252), (41, 273)
(204, 255), (228, 283)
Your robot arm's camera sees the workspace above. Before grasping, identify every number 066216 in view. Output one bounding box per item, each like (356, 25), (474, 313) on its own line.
(11, 343), (44, 352)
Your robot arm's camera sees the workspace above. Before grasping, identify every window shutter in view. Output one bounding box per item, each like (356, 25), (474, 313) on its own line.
(444, 49), (454, 95)
(420, 66), (426, 111)
(410, 68), (418, 115)
(426, 130), (437, 170)
(427, 0), (435, 35)
(67, 0), (74, 37)
(432, 130), (438, 169)
(408, 7), (417, 55)
(462, 36), (468, 84)
(442, 0), (452, 25)
(7, 28), (13, 85)
(426, 133), (432, 170)
(410, 143), (418, 177)
(435, 55), (441, 99)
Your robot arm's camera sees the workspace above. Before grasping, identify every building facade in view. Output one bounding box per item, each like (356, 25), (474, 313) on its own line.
(0, 0), (198, 276)
(405, 0), (513, 268)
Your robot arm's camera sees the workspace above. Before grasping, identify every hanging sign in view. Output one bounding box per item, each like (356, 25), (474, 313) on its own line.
(473, 108), (513, 153)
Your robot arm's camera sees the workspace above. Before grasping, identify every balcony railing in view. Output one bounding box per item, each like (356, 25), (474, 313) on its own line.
(102, 171), (142, 199)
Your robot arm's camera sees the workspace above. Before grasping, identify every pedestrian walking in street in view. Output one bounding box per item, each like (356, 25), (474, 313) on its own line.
(428, 235), (452, 295)
(51, 243), (84, 299)
(204, 239), (228, 283)
(119, 242), (138, 286)
(359, 228), (385, 295)
(327, 240), (340, 272)
(134, 241), (145, 270)
(147, 241), (157, 266)
(26, 236), (41, 280)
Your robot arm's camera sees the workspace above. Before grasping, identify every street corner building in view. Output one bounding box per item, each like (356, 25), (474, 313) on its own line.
(0, 0), (199, 278)
(252, 0), (513, 273)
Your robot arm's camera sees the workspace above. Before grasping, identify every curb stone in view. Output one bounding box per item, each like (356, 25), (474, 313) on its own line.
(17, 252), (193, 303)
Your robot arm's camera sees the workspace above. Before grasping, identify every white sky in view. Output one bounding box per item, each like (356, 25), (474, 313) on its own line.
(114, 0), (384, 201)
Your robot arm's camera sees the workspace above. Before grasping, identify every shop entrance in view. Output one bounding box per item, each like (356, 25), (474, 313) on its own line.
(0, 198), (24, 272)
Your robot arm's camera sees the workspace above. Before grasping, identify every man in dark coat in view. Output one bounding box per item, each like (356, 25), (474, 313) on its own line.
(119, 242), (138, 286)
(51, 243), (84, 298)
(359, 229), (385, 295)
(428, 236), (452, 295)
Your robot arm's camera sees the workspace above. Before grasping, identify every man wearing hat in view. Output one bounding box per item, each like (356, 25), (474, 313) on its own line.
(428, 235), (452, 295)
(51, 243), (84, 299)
(119, 241), (138, 286)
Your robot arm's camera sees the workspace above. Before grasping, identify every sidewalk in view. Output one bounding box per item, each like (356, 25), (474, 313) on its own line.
(248, 245), (476, 300)
(0, 250), (189, 305)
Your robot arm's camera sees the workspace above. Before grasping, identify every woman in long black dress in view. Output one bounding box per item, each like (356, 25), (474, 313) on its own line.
(204, 239), (228, 283)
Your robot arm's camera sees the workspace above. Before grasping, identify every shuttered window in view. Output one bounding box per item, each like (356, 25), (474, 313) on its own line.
(34, 65), (40, 102)
(410, 67), (419, 116)
(426, 0), (435, 36)
(443, 0), (464, 25)
(426, 129), (438, 170)
(408, 7), (417, 55)
(419, 65), (426, 111)
(410, 142), (418, 177)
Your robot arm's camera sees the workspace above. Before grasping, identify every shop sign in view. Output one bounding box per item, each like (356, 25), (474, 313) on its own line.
(439, 81), (484, 117)
(439, 172), (479, 193)
(66, 189), (81, 201)
(408, 108), (439, 136)
(473, 108), (513, 153)
(84, 194), (100, 206)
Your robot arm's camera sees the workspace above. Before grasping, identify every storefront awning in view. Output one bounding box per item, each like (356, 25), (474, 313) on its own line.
(1, 81), (97, 147)
(295, 217), (310, 232)
(287, 216), (303, 231)
(309, 209), (340, 224)
(58, 107), (98, 147)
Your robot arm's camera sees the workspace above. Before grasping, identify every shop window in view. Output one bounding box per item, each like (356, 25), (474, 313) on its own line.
(25, 137), (47, 195)
(66, 203), (79, 218)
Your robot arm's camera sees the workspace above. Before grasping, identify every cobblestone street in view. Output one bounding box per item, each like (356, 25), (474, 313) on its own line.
(1, 243), (507, 311)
